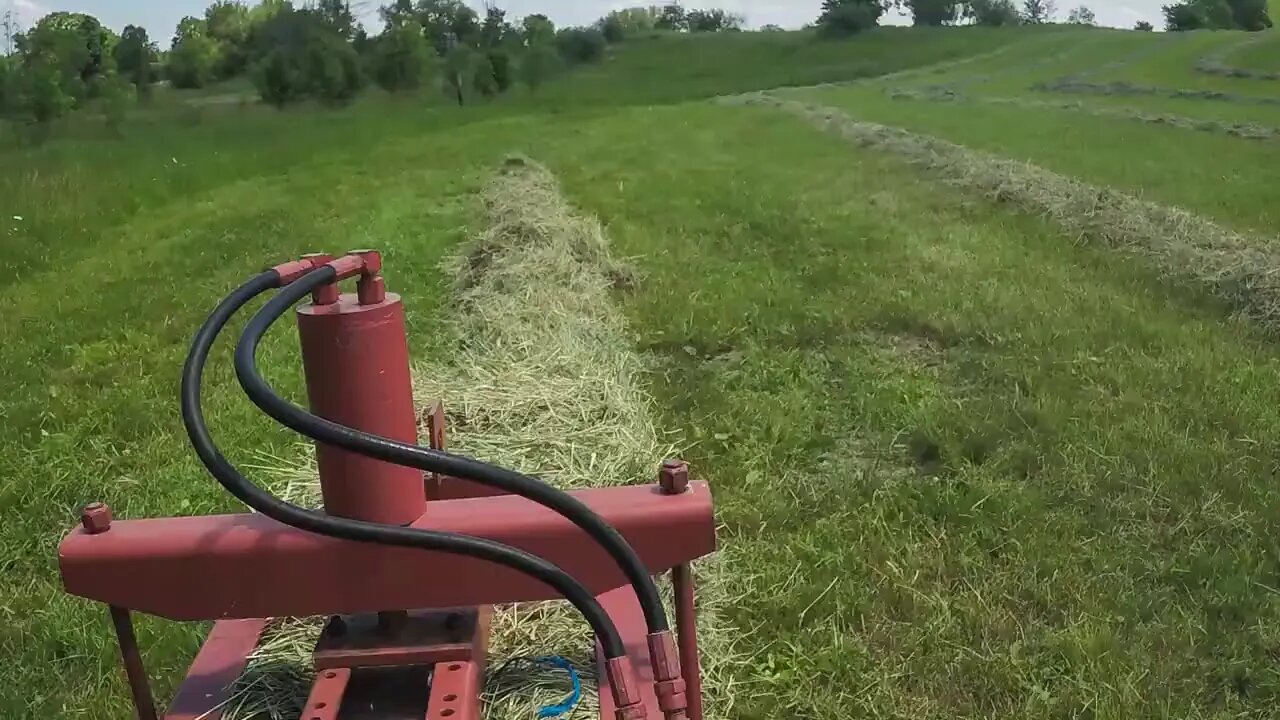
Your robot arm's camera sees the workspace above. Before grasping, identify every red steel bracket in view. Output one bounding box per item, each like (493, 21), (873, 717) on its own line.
(60, 483), (714, 620)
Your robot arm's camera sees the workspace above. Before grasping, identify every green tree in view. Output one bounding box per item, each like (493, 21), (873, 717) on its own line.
(205, 1), (251, 77)
(656, 4), (689, 30)
(97, 68), (134, 134)
(522, 14), (556, 45)
(1020, 0), (1056, 22)
(373, 19), (435, 91)
(965, 0), (1022, 25)
(486, 49), (512, 91)
(1227, 0), (1272, 29)
(687, 9), (745, 31)
(443, 42), (477, 105)
(20, 12), (114, 97)
(415, 1), (480, 55)
(480, 5), (514, 47)
(317, 0), (357, 38)
(380, 0), (416, 28)
(113, 25), (155, 96)
(15, 51), (74, 125)
(1134, 19), (1154, 29)
(556, 27), (607, 64)
(1066, 5), (1096, 23)
(818, 0), (887, 36)
(1163, 0), (1244, 29)
(600, 13), (627, 42)
(519, 41), (559, 92)
(173, 16), (207, 47)
(908, 0), (961, 24)
(250, 8), (363, 106)
(1163, 1), (1208, 28)
(602, 7), (661, 36)
(168, 34), (220, 88)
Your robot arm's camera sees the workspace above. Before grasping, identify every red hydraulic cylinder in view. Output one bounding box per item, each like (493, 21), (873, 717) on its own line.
(296, 273), (426, 526)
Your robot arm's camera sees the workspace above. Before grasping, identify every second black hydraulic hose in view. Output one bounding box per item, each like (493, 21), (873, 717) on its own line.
(232, 264), (671, 633)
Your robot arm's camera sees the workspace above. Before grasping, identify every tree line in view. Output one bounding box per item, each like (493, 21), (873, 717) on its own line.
(0, 2), (743, 128)
(816, 0), (1268, 32)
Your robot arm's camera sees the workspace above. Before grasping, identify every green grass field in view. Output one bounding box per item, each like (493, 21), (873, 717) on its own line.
(7, 22), (1280, 720)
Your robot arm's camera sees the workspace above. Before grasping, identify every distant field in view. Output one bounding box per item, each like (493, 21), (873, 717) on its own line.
(8, 21), (1280, 720)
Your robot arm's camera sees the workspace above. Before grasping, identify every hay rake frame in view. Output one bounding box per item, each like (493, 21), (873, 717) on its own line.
(57, 251), (712, 720)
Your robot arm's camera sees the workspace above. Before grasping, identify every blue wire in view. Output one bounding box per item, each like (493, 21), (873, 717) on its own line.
(532, 656), (581, 719)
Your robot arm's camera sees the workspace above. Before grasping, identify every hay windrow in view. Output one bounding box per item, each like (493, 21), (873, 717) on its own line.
(221, 157), (739, 720)
(1196, 35), (1280, 81)
(886, 86), (1280, 140)
(724, 93), (1280, 333)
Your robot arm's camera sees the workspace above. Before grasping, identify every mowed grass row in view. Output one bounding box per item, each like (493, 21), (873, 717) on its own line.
(558, 103), (1280, 716)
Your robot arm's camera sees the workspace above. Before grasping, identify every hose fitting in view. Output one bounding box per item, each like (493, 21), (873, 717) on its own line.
(606, 656), (648, 720)
(648, 631), (688, 720)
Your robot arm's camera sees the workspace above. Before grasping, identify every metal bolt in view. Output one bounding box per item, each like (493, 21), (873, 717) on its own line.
(81, 502), (113, 534)
(658, 460), (689, 495)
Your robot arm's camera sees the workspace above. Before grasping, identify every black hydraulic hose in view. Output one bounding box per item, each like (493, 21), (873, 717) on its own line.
(180, 270), (626, 658)
(232, 265), (672, 633)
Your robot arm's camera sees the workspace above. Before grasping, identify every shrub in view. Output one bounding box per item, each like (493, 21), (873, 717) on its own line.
(15, 53), (75, 125)
(1135, 20), (1155, 30)
(168, 34), (220, 89)
(966, 0), (1022, 25)
(818, 0), (885, 36)
(520, 42), (560, 93)
(600, 14), (627, 43)
(251, 19), (363, 106)
(487, 49), (513, 92)
(372, 20), (435, 92)
(556, 27), (607, 65)
(444, 43), (478, 105)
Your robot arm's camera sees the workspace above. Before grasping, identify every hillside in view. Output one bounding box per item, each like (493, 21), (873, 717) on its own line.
(6, 22), (1280, 720)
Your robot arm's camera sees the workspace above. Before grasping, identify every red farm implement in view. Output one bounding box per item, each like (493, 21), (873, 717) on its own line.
(57, 251), (713, 720)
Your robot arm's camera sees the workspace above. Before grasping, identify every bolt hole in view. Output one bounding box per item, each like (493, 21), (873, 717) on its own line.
(444, 694), (457, 702)
(315, 703), (327, 709)
(442, 710), (455, 717)
(324, 671), (337, 679)
(448, 663), (462, 671)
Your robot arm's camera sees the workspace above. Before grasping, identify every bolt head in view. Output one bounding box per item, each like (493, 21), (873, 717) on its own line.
(80, 503), (112, 534)
(658, 460), (690, 494)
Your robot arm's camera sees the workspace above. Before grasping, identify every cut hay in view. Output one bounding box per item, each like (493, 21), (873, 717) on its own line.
(1034, 77), (1280, 106)
(886, 86), (1280, 141)
(221, 158), (741, 720)
(1196, 35), (1280, 81)
(725, 93), (1280, 333)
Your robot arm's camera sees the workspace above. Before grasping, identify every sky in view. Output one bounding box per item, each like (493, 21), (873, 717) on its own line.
(0, 0), (1168, 42)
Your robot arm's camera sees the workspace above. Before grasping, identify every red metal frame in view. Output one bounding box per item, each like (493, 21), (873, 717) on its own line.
(59, 483), (714, 620)
(57, 252), (714, 720)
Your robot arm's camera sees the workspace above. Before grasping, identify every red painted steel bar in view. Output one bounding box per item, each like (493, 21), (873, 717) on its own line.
(164, 619), (268, 720)
(671, 566), (703, 720)
(658, 460), (703, 720)
(299, 667), (351, 720)
(110, 606), (159, 720)
(59, 483), (715, 620)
